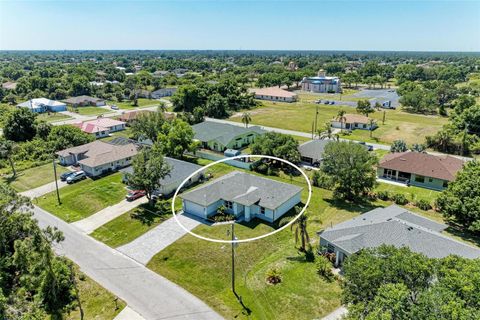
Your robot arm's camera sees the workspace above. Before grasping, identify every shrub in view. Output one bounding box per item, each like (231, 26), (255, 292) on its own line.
(254, 163), (268, 174)
(277, 216), (293, 228)
(377, 190), (390, 201)
(392, 193), (408, 205)
(316, 256), (334, 281)
(311, 170), (334, 190)
(304, 248), (315, 262)
(415, 199), (432, 211)
(266, 268), (282, 285)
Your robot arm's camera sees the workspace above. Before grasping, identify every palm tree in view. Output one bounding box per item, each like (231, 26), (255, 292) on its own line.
(318, 122), (339, 141)
(291, 209), (310, 252)
(158, 101), (168, 113)
(337, 110), (347, 132)
(0, 139), (16, 177)
(368, 119), (376, 138)
(241, 112), (252, 128)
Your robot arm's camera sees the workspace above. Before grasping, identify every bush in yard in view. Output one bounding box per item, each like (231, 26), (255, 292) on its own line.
(266, 268), (282, 285)
(390, 139), (408, 153)
(392, 193), (408, 205)
(377, 190), (390, 201)
(316, 256), (334, 282)
(253, 162), (268, 174)
(311, 170), (334, 190)
(414, 199), (432, 211)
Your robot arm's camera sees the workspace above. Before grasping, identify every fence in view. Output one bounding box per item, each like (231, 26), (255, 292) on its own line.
(193, 150), (259, 170)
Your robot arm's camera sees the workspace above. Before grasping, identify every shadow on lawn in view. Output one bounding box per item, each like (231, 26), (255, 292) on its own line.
(324, 197), (381, 214)
(445, 222), (480, 248)
(130, 202), (169, 226)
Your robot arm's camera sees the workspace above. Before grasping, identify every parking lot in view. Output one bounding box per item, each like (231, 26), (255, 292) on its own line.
(314, 88), (400, 109)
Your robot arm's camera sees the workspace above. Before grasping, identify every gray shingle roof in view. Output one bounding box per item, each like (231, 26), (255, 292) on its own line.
(319, 205), (480, 259)
(298, 139), (331, 161)
(180, 171), (302, 210)
(192, 121), (265, 147)
(121, 157), (203, 186)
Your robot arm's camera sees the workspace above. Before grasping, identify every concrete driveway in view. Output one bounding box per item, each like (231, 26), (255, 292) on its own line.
(117, 213), (202, 265)
(34, 206), (223, 320)
(20, 179), (68, 199)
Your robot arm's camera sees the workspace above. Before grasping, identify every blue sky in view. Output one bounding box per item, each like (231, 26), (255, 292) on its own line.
(1, 1), (479, 51)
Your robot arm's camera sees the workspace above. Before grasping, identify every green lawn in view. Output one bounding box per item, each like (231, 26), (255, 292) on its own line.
(91, 201), (181, 248)
(100, 127), (133, 142)
(74, 107), (115, 116)
(110, 98), (159, 110)
(37, 112), (72, 123)
(230, 100), (448, 145)
(376, 182), (440, 203)
(1, 162), (69, 192)
(58, 264), (125, 320)
(36, 173), (127, 222)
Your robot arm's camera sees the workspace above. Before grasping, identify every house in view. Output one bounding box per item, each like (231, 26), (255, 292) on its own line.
(192, 121), (265, 152)
(118, 110), (153, 124)
(331, 114), (376, 131)
(121, 157), (203, 197)
(151, 88), (177, 99)
(2, 82), (17, 90)
(64, 95), (106, 107)
(131, 89), (151, 99)
(152, 70), (169, 78)
(73, 118), (126, 139)
(181, 171), (302, 223)
(298, 139), (331, 165)
(318, 205), (480, 266)
(378, 151), (464, 190)
(56, 140), (138, 177)
(250, 87), (298, 103)
(17, 98), (67, 113)
(301, 69), (342, 93)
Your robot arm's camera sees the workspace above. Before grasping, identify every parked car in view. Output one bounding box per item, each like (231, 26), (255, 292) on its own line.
(66, 171), (86, 184)
(314, 99), (322, 104)
(110, 105), (119, 110)
(329, 101), (335, 105)
(126, 190), (146, 201)
(324, 100), (330, 104)
(312, 161), (321, 168)
(357, 141), (374, 151)
(60, 171), (75, 181)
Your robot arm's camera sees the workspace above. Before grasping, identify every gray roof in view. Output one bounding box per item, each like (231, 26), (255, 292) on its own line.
(121, 157), (203, 186)
(298, 139), (331, 161)
(319, 205), (480, 259)
(64, 95), (104, 104)
(180, 171), (302, 210)
(192, 121), (265, 147)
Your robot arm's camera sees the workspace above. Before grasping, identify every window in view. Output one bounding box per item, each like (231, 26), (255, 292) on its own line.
(443, 180), (448, 188)
(415, 175), (425, 183)
(362, 124), (367, 129)
(260, 207), (265, 215)
(224, 201), (233, 210)
(428, 178), (433, 183)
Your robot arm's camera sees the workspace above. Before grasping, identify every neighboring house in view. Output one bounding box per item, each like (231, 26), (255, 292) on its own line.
(181, 171), (302, 223)
(192, 121), (265, 152)
(2, 82), (17, 90)
(130, 89), (151, 99)
(151, 88), (177, 99)
(319, 205), (480, 266)
(298, 139), (331, 165)
(331, 114), (376, 131)
(301, 69), (342, 93)
(118, 110), (153, 124)
(152, 70), (169, 77)
(121, 157), (204, 197)
(378, 151), (464, 190)
(17, 98), (67, 113)
(64, 95), (106, 107)
(56, 140), (138, 177)
(250, 87), (298, 103)
(73, 118), (126, 139)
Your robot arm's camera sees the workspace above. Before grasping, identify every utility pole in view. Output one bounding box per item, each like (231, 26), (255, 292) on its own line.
(382, 110), (386, 125)
(53, 156), (61, 205)
(231, 223), (239, 300)
(311, 121), (314, 139)
(314, 105), (319, 135)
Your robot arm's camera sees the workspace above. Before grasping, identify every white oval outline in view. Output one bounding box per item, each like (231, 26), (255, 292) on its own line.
(171, 154), (312, 244)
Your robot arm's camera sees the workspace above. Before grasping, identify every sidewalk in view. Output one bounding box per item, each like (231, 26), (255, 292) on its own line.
(20, 180), (67, 199)
(322, 306), (347, 320)
(72, 197), (148, 234)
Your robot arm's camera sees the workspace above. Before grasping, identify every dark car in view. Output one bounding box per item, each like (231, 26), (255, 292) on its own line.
(60, 171), (75, 181)
(357, 141), (374, 151)
(126, 190), (146, 201)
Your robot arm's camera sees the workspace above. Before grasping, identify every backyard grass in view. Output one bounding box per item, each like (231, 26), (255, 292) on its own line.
(36, 173), (127, 222)
(1, 162), (69, 192)
(230, 101), (448, 145)
(110, 98), (158, 110)
(37, 112), (72, 123)
(375, 182), (440, 203)
(58, 264), (125, 320)
(74, 107), (115, 116)
(100, 127), (133, 142)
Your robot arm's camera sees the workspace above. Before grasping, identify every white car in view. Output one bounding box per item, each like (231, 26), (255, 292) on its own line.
(66, 171), (86, 184)
(110, 105), (119, 110)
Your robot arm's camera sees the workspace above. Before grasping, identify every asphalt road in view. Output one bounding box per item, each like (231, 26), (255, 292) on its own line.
(33, 205), (223, 320)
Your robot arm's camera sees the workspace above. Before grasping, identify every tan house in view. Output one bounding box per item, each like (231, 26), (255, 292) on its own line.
(56, 140), (138, 177)
(250, 87), (298, 103)
(377, 151), (465, 190)
(331, 114), (377, 131)
(64, 95), (106, 107)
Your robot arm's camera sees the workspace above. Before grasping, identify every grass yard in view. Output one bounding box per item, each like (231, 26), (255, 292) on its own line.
(230, 101), (448, 145)
(375, 182), (440, 203)
(1, 162), (69, 192)
(36, 172), (127, 222)
(101, 127), (133, 142)
(37, 112), (72, 123)
(110, 98), (159, 110)
(57, 264), (125, 320)
(91, 201), (181, 248)
(74, 107), (115, 117)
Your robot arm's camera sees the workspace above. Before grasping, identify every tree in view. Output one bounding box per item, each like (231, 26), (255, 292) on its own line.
(3, 108), (37, 142)
(125, 144), (172, 201)
(436, 161), (480, 233)
(318, 122), (339, 141)
(390, 139), (408, 153)
(410, 143), (426, 152)
(250, 132), (301, 165)
(47, 125), (94, 151)
(131, 111), (166, 142)
(356, 99), (373, 117)
(241, 112), (252, 128)
(336, 110), (347, 132)
(0, 138), (16, 176)
(158, 119), (197, 158)
(204, 93), (229, 118)
(320, 141), (378, 201)
(290, 209), (310, 252)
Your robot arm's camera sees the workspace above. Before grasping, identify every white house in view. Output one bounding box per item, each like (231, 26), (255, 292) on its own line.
(301, 69), (341, 93)
(151, 88), (177, 99)
(17, 98), (67, 113)
(250, 87), (298, 103)
(181, 171), (302, 223)
(331, 114), (377, 131)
